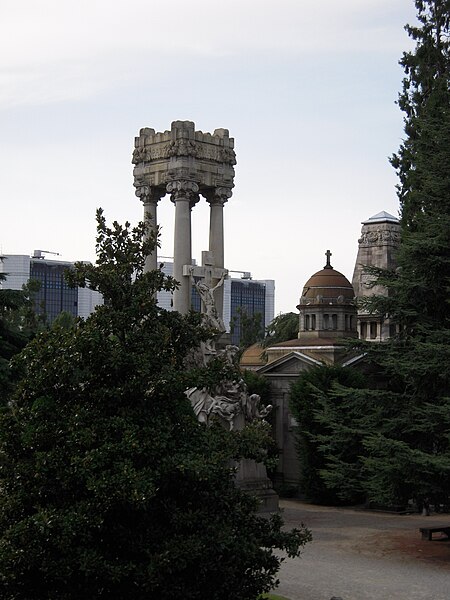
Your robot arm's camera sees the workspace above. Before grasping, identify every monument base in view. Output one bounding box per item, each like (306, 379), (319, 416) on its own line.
(235, 458), (279, 513)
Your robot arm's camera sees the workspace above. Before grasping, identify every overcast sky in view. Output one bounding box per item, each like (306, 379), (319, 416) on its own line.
(0, 0), (417, 314)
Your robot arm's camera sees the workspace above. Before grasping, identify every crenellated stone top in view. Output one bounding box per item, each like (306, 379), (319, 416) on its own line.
(133, 120), (236, 196)
(132, 120), (236, 167)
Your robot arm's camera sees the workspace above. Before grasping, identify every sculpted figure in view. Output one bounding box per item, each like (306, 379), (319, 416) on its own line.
(185, 378), (272, 430)
(242, 393), (273, 422)
(192, 271), (226, 332)
(219, 344), (240, 367)
(185, 386), (241, 430)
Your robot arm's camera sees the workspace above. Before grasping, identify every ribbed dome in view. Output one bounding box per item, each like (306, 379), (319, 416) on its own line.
(301, 267), (354, 303)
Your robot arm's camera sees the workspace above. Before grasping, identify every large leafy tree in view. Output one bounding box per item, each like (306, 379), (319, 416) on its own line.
(0, 210), (309, 599)
(0, 276), (43, 400)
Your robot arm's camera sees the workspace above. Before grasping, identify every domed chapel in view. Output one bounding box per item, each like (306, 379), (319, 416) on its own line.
(244, 210), (401, 486)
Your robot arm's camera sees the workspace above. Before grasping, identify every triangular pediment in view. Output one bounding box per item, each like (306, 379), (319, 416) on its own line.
(257, 351), (322, 376)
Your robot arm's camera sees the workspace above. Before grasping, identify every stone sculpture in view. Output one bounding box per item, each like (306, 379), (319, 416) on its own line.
(185, 379), (272, 431)
(192, 270), (226, 332)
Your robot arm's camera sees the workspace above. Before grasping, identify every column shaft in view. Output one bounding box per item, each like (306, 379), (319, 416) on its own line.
(173, 198), (191, 313)
(209, 201), (224, 269)
(134, 185), (163, 276)
(143, 200), (158, 273)
(207, 187), (231, 322)
(168, 180), (199, 314)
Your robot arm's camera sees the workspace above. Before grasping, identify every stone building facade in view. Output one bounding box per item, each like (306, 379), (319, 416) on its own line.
(352, 211), (401, 341)
(242, 211), (401, 487)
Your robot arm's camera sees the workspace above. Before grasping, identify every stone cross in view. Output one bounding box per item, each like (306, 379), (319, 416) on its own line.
(184, 251), (228, 331)
(325, 249), (332, 269)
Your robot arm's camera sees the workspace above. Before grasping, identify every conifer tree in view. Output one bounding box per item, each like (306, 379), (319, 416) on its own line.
(348, 0), (450, 506)
(290, 1), (450, 507)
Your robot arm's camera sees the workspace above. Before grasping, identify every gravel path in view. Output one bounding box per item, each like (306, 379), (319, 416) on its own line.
(274, 499), (450, 600)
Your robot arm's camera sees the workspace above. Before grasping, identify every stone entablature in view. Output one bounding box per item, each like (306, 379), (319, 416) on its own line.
(132, 120), (235, 193)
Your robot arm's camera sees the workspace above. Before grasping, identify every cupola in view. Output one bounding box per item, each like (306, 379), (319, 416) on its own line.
(297, 250), (357, 339)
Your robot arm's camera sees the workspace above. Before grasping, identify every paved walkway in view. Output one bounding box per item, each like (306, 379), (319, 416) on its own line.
(274, 500), (450, 600)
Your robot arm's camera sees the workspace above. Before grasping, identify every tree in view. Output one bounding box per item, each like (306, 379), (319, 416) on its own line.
(0, 276), (43, 400)
(289, 365), (367, 505)
(262, 312), (298, 348)
(230, 306), (264, 349)
(0, 210), (310, 599)
(309, 1), (450, 508)
(359, 0), (450, 506)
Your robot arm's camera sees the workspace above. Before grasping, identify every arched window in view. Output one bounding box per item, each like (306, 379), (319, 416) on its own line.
(305, 314), (310, 330)
(323, 314), (329, 329)
(370, 321), (378, 339)
(332, 314), (338, 330)
(311, 314), (316, 330)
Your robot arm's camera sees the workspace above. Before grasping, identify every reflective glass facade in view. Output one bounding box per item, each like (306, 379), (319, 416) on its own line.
(30, 261), (78, 323)
(229, 280), (266, 345)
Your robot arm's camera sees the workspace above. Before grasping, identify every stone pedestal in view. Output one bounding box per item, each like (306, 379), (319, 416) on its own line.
(235, 459), (279, 513)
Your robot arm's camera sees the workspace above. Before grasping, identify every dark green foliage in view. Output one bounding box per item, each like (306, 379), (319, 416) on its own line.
(241, 370), (279, 475)
(51, 310), (77, 331)
(359, 0), (450, 505)
(391, 0), (450, 228)
(0, 276), (43, 400)
(262, 312), (298, 348)
(289, 366), (367, 504)
(0, 210), (310, 599)
(242, 369), (271, 405)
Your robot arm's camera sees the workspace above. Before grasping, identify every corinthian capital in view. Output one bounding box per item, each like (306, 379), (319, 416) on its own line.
(134, 184), (164, 205)
(167, 180), (200, 205)
(206, 186), (233, 206)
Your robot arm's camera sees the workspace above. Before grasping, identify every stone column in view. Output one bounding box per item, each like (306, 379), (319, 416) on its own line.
(167, 180), (199, 314)
(206, 187), (232, 319)
(135, 185), (164, 273)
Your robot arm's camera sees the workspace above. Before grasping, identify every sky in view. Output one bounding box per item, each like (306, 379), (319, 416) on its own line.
(0, 0), (417, 315)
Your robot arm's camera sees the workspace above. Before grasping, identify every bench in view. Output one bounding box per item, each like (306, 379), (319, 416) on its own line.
(419, 525), (450, 541)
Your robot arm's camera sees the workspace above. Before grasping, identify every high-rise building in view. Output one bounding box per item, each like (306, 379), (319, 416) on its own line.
(156, 259), (275, 345)
(0, 252), (103, 323)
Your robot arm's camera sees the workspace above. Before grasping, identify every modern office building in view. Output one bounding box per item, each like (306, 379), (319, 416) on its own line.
(0, 252), (103, 323)
(156, 258), (275, 345)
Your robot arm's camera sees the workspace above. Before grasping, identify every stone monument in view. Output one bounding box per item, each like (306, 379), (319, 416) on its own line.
(352, 211), (401, 341)
(185, 364), (278, 513)
(132, 120), (235, 320)
(133, 121), (278, 511)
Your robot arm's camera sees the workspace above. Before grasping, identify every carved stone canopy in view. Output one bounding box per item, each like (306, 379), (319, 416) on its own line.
(132, 120), (235, 201)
